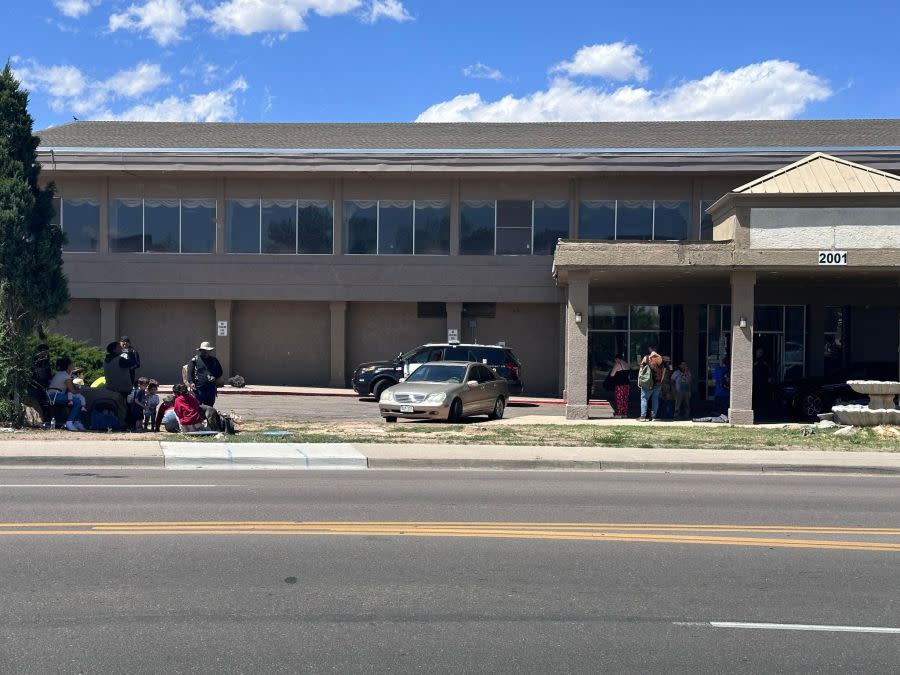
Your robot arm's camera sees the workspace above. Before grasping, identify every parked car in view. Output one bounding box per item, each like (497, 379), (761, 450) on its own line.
(352, 343), (523, 400)
(777, 361), (899, 418)
(379, 361), (509, 423)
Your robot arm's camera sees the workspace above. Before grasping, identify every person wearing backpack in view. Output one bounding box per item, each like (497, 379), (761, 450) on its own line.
(184, 341), (224, 406)
(638, 346), (665, 421)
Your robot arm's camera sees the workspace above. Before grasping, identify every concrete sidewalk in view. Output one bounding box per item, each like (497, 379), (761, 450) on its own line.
(0, 440), (897, 474)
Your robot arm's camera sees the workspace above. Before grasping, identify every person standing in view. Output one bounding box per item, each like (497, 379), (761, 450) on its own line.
(103, 341), (133, 425)
(185, 341), (224, 407)
(638, 346), (665, 421)
(608, 354), (631, 418)
(119, 336), (141, 385)
(672, 361), (693, 419)
(713, 356), (731, 416)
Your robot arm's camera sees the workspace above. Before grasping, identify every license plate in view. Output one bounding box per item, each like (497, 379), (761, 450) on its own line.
(400, 405), (414, 413)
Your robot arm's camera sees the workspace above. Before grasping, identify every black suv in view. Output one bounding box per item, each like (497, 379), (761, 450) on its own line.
(777, 361), (898, 418)
(352, 343), (524, 400)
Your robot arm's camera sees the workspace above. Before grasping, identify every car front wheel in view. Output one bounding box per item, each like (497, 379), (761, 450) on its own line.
(447, 398), (463, 423)
(488, 396), (505, 420)
(384, 416), (397, 423)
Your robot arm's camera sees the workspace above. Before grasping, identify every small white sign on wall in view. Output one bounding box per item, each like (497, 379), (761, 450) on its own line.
(447, 328), (459, 343)
(217, 320), (228, 337)
(818, 250), (848, 266)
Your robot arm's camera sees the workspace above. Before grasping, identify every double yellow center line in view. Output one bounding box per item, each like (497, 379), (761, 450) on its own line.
(0, 521), (898, 552)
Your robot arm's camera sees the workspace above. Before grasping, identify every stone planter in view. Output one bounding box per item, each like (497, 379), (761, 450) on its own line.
(832, 405), (900, 427)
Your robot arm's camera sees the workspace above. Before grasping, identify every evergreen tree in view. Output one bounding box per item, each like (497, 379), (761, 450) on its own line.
(0, 63), (69, 422)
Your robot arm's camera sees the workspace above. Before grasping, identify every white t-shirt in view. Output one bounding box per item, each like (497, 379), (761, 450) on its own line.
(48, 370), (71, 392)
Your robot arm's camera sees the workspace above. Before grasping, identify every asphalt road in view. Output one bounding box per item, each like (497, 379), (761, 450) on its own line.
(0, 469), (897, 673)
(216, 393), (575, 422)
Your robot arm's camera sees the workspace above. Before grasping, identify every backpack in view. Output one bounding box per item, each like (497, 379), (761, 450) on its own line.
(637, 364), (654, 390)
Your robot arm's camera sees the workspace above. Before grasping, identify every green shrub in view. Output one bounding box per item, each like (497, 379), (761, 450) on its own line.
(30, 333), (106, 383)
(0, 399), (24, 427)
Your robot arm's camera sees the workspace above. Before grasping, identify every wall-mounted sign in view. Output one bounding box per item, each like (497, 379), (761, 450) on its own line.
(217, 320), (228, 337)
(818, 250), (848, 266)
(447, 329), (459, 343)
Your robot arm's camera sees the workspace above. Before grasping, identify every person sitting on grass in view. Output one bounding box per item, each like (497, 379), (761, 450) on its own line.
(172, 384), (205, 433)
(46, 357), (87, 432)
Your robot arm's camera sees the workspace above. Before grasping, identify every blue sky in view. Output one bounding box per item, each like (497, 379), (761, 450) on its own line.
(7, 0), (899, 129)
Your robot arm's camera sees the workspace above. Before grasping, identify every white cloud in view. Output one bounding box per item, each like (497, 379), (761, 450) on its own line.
(104, 63), (171, 97)
(109, 0), (198, 46)
(53, 0), (98, 18)
(552, 42), (648, 82)
(206, 0), (362, 34)
(418, 59), (831, 122)
(463, 63), (504, 81)
(361, 0), (412, 24)
(111, 78), (248, 121)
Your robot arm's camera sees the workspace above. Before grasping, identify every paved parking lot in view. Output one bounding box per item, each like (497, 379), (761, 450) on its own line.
(216, 393), (597, 423)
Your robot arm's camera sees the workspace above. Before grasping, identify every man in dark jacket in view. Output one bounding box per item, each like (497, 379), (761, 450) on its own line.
(119, 335), (141, 385)
(185, 341), (224, 407)
(103, 341), (134, 425)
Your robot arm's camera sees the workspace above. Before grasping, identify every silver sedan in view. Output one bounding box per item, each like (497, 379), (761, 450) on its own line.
(379, 361), (509, 423)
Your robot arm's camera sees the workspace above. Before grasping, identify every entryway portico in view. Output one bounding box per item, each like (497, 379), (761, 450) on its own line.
(555, 153), (900, 423)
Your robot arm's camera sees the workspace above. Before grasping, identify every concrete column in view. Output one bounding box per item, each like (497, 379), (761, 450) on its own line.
(99, 299), (119, 346)
(564, 271), (590, 420)
(807, 303), (826, 377)
(729, 270), (756, 425)
(99, 177), (109, 254)
(332, 178), (343, 256)
(682, 303), (701, 394)
(215, 177), (225, 254)
(214, 300), (232, 379)
(450, 179), (460, 256)
(329, 301), (347, 388)
(558, 301), (567, 397)
(446, 302), (463, 343)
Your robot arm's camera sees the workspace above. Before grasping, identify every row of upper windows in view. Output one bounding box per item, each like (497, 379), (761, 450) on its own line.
(54, 197), (718, 254)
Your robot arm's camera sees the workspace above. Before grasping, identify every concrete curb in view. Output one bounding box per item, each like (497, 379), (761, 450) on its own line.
(0, 455), (164, 467)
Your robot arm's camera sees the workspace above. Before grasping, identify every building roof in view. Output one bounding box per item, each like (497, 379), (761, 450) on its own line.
(732, 152), (900, 194)
(35, 119), (900, 151)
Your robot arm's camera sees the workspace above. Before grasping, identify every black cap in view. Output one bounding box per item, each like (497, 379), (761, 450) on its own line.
(120, 335), (131, 342)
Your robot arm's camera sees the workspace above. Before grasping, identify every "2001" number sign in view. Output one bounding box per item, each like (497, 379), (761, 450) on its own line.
(818, 250), (847, 266)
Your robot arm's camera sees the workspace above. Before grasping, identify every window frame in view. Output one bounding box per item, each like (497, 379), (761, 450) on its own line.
(58, 197), (101, 253)
(345, 199), (450, 256)
(578, 199), (692, 242)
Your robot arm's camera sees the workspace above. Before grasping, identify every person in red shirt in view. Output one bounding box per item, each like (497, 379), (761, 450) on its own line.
(172, 384), (204, 432)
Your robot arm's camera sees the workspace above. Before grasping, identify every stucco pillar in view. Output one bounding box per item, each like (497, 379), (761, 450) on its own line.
(729, 271), (756, 425)
(807, 304), (826, 377)
(450, 179), (460, 256)
(682, 304), (701, 392)
(446, 301), (462, 342)
(99, 299), (119, 346)
(565, 271), (590, 420)
(329, 301), (347, 388)
(214, 300), (232, 379)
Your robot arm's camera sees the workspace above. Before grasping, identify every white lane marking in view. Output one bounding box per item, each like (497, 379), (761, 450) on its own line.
(0, 484), (225, 488)
(675, 621), (900, 634)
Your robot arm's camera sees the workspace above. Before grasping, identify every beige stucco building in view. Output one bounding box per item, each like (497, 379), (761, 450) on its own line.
(37, 120), (900, 422)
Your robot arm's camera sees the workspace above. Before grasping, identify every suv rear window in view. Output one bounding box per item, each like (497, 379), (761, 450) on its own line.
(445, 346), (504, 364)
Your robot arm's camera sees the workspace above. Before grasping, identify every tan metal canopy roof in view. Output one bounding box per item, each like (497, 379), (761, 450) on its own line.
(732, 152), (900, 194)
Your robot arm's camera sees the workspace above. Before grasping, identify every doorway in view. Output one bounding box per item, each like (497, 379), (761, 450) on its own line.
(753, 333), (782, 414)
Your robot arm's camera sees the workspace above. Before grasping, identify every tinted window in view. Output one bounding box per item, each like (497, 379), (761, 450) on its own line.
(344, 201), (377, 254)
(109, 199), (143, 252)
(406, 364), (466, 383)
(496, 200), (532, 255)
(616, 200), (653, 240)
(181, 199), (216, 253)
(226, 199), (260, 253)
(470, 347), (504, 365)
(298, 200), (333, 254)
(654, 200), (690, 240)
(460, 201), (495, 255)
(261, 200), (297, 254)
(144, 199), (179, 253)
(414, 200), (450, 255)
(378, 200), (413, 254)
(579, 200), (615, 239)
(61, 198), (99, 252)
(407, 349), (433, 364)
(533, 200), (569, 254)
(700, 200), (714, 240)
(476, 366), (495, 382)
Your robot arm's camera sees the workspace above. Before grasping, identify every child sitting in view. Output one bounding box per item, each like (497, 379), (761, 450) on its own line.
(127, 377), (150, 432)
(172, 383), (204, 432)
(143, 381), (160, 431)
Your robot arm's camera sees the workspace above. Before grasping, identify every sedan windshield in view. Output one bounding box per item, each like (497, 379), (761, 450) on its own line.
(406, 364), (467, 383)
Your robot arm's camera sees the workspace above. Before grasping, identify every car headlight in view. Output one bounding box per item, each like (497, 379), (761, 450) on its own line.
(425, 391), (446, 404)
(360, 366), (377, 373)
(381, 390), (395, 403)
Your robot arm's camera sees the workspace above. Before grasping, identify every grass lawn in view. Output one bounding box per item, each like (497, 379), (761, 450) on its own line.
(162, 420), (900, 452)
